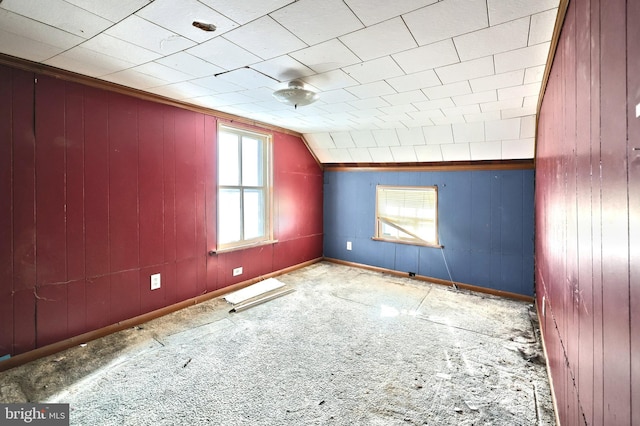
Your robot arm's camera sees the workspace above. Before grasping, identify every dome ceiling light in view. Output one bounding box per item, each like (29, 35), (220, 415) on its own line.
(272, 80), (319, 109)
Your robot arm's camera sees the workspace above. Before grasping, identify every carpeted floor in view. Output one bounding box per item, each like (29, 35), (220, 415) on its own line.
(0, 262), (555, 425)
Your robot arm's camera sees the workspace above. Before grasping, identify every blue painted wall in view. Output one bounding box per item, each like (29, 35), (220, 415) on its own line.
(323, 169), (535, 296)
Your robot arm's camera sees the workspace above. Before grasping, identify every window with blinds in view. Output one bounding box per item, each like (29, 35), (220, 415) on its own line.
(375, 185), (439, 247)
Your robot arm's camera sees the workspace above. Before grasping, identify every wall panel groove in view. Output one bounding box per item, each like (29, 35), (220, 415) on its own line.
(0, 65), (14, 355)
(628, 0), (640, 422)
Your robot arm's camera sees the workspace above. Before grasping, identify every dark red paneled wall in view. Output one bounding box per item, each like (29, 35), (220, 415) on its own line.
(0, 65), (323, 357)
(535, 0), (639, 424)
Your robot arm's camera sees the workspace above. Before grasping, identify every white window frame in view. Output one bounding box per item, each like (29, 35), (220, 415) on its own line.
(216, 124), (273, 252)
(374, 185), (440, 247)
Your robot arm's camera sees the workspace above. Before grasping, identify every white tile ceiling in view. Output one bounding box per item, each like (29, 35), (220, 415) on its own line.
(0, 0), (559, 163)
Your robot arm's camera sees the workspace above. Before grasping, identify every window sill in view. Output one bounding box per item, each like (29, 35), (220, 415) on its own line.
(209, 239), (279, 255)
(371, 236), (443, 249)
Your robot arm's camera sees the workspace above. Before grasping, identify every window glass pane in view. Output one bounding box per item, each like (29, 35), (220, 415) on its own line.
(219, 189), (241, 244)
(241, 137), (263, 186)
(243, 189), (265, 240)
(381, 223), (399, 238)
(219, 132), (240, 186)
(377, 186), (438, 245)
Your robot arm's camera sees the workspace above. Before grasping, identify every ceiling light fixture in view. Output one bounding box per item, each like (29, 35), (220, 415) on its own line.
(272, 80), (319, 109)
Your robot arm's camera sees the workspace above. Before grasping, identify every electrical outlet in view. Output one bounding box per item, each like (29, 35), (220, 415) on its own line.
(150, 273), (161, 290)
(233, 267), (243, 276)
(346, 241), (352, 250)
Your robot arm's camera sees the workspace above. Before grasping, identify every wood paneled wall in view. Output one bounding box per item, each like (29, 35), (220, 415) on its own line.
(535, 0), (639, 424)
(324, 169), (535, 296)
(0, 65), (323, 357)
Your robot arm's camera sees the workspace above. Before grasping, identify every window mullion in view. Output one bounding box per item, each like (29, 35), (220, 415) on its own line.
(238, 139), (244, 242)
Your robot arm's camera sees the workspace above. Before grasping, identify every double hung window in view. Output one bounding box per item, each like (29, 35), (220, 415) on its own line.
(217, 125), (272, 251)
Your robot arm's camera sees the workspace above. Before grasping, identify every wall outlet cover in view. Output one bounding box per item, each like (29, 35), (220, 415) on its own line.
(151, 273), (161, 290)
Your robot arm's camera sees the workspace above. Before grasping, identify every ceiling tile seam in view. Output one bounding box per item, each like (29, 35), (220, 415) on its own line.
(124, 62), (234, 88)
(28, 11), (151, 64)
(432, 63), (447, 94)
(454, 88), (497, 108)
(204, 38), (267, 72)
(339, 19), (419, 62)
(225, 16), (310, 60)
(0, 13), (88, 59)
(528, 8), (560, 46)
(399, 14), (418, 49)
(218, 35), (267, 62)
(379, 38), (460, 70)
(240, 66), (282, 85)
(336, 38), (365, 66)
(419, 82), (444, 102)
(111, 0), (169, 25)
(89, 40), (218, 81)
(29, 44), (80, 66)
(261, 0), (299, 24)
(484, 0), (491, 32)
(491, 54), (497, 85)
(269, 17), (311, 55)
(341, 1), (444, 29)
(432, 52), (497, 87)
(470, 39), (553, 60)
(398, 1), (443, 21)
(407, 19), (490, 49)
(201, 1), (317, 29)
(131, 13), (201, 44)
(77, 47), (154, 78)
(346, 87), (395, 103)
(72, 7), (166, 49)
(389, 146), (407, 162)
(488, 7), (559, 28)
(156, 77), (218, 95)
(125, 67), (181, 87)
(340, 0), (366, 28)
(101, 18), (196, 61)
(386, 59), (414, 87)
(3, 5), (112, 39)
(526, 15), (534, 47)
(451, 17), (531, 61)
(287, 39), (364, 76)
(334, 14), (422, 60)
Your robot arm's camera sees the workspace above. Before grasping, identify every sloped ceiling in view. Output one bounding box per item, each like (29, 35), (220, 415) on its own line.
(0, 0), (559, 163)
